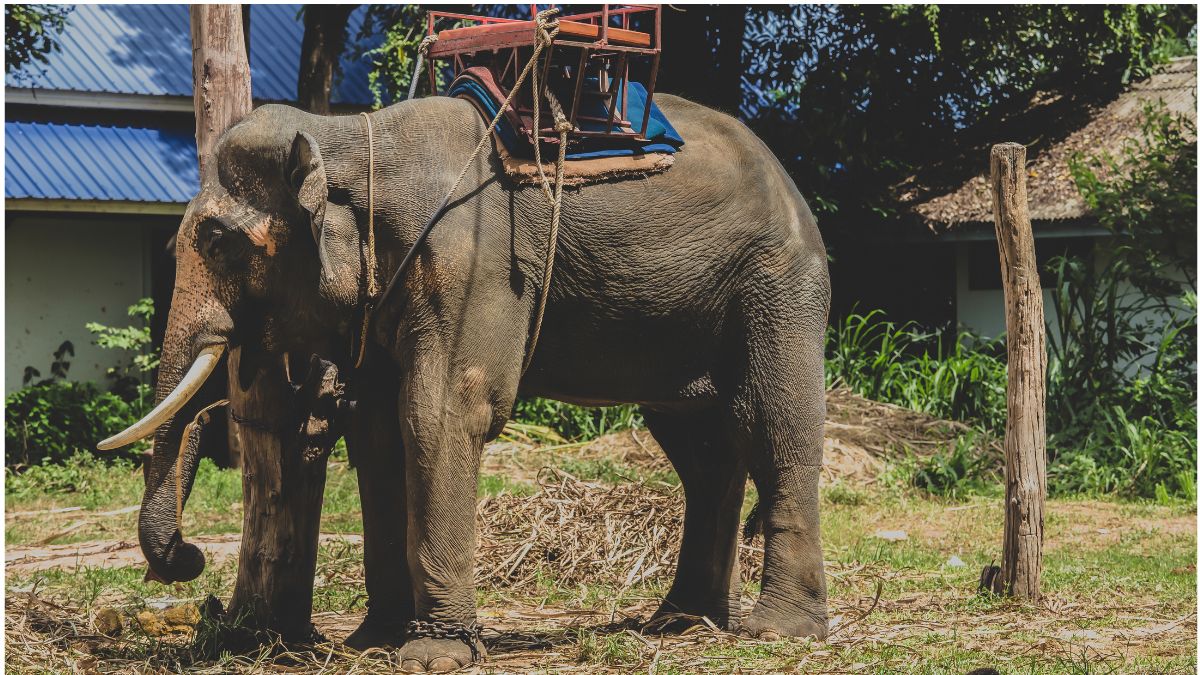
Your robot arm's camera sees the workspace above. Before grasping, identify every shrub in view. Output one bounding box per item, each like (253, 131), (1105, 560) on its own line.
(5, 378), (143, 467)
(510, 397), (643, 442)
(6, 299), (158, 468)
(825, 309), (1007, 431)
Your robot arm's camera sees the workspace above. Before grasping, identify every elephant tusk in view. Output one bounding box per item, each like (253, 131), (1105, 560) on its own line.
(96, 344), (225, 451)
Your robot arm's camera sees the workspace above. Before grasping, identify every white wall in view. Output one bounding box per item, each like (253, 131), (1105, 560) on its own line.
(6, 214), (151, 393)
(954, 241), (1061, 341)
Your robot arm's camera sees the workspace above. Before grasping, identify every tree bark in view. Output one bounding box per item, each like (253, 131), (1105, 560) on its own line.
(191, 4), (252, 469)
(988, 142), (1047, 600)
(191, 4), (330, 639)
(226, 351), (330, 641)
(297, 4), (355, 115)
(190, 4), (253, 185)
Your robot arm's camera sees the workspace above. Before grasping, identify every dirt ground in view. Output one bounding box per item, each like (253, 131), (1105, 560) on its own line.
(5, 389), (1196, 673)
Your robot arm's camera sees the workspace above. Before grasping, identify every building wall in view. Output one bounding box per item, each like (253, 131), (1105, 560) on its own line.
(5, 213), (153, 393)
(954, 240), (1062, 342)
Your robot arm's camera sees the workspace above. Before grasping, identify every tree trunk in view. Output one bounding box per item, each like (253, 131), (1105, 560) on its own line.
(226, 351), (330, 641)
(191, 5), (252, 470)
(191, 4), (330, 639)
(190, 4), (253, 185)
(297, 4), (355, 115)
(988, 142), (1047, 600)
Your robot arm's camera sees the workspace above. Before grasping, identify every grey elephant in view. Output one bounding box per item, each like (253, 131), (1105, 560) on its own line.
(99, 93), (830, 671)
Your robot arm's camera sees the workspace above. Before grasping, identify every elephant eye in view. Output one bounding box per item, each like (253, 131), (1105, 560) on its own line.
(196, 217), (250, 270)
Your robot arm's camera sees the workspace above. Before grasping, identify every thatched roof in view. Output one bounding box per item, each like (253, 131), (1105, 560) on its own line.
(899, 57), (1196, 229)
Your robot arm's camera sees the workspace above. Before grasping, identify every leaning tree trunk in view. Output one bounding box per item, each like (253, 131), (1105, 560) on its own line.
(297, 4), (355, 115)
(190, 3), (332, 639)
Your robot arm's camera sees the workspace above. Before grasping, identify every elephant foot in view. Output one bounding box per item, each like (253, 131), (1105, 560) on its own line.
(398, 636), (485, 673)
(736, 605), (827, 641)
(343, 613), (406, 651)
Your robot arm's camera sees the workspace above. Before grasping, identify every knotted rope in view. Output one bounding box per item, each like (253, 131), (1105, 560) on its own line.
(407, 34), (439, 101)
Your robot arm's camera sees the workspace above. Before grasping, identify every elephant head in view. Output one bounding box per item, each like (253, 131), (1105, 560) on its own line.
(97, 106), (369, 583)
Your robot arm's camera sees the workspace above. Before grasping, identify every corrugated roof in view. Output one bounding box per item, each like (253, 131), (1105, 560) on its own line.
(900, 57), (1197, 227)
(5, 121), (199, 202)
(5, 4), (375, 105)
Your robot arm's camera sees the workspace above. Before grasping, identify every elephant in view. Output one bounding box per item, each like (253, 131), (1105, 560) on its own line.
(98, 93), (831, 671)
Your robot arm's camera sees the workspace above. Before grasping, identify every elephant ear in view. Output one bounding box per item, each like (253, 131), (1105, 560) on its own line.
(287, 131), (328, 246)
(286, 130), (361, 310)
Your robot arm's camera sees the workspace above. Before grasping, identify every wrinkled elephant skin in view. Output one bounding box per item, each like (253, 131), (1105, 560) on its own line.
(131, 95), (830, 671)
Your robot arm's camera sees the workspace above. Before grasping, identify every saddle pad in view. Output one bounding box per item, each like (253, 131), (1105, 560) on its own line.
(447, 67), (682, 186)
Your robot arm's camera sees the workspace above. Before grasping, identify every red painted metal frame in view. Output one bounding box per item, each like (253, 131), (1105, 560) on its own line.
(424, 5), (662, 144)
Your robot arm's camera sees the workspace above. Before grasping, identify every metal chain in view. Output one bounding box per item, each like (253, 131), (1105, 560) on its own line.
(406, 619), (484, 662)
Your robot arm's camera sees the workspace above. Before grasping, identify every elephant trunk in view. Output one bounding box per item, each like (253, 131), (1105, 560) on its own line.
(127, 277), (233, 583)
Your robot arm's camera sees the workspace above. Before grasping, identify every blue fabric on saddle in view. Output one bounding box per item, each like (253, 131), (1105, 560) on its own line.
(448, 75), (683, 160)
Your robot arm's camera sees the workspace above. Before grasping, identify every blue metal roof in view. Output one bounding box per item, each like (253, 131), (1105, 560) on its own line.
(5, 122), (199, 203)
(5, 4), (375, 105)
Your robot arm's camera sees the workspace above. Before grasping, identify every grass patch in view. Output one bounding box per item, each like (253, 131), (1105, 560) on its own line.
(5, 438), (1195, 673)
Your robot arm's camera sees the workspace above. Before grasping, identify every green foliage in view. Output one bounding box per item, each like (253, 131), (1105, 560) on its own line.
(358, 6), (453, 108)
(5, 4), (71, 77)
(510, 397), (643, 443)
(5, 451), (135, 498)
(746, 5), (1196, 219)
(6, 299), (159, 468)
(4, 378), (143, 467)
(825, 309), (1008, 431)
(910, 430), (1001, 499)
(86, 297), (158, 403)
(1045, 104), (1198, 499)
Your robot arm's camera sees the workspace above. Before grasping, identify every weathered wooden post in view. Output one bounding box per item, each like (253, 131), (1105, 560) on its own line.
(225, 352), (332, 641)
(987, 142), (1047, 599)
(190, 4), (330, 640)
(191, 4), (252, 183)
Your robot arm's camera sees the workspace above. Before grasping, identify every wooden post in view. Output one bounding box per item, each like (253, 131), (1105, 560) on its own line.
(190, 4), (253, 185)
(192, 3), (252, 470)
(225, 351), (330, 641)
(190, 5), (329, 639)
(988, 142), (1047, 600)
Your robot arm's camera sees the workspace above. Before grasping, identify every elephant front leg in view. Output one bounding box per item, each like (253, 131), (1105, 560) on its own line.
(344, 358), (413, 650)
(397, 360), (498, 672)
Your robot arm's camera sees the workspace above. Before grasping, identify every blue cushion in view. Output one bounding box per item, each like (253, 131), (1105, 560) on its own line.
(448, 76), (683, 160)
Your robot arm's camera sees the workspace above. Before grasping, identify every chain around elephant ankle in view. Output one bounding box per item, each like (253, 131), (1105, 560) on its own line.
(405, 619), (483, 661)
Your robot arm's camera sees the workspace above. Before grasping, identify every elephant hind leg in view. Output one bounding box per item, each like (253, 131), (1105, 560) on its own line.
(643, 408), (747, 633)
(734, 300), (829, 640)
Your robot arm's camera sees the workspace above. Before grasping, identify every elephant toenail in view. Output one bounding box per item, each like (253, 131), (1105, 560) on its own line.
(401, 658), (427, 672)
(427, 656), (463, 672)
(758, 629), (782, 641)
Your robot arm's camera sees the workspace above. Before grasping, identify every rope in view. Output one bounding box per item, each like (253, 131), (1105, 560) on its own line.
(367, 8), (569, 375)
(355, 112), (378, 369)
(521, 12), (572, 374)
(174, 399), (229, 537)
(407, 34), (439, 102)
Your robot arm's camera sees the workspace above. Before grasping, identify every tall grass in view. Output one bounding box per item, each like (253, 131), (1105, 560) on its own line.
(825, 309), (1007, 432)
